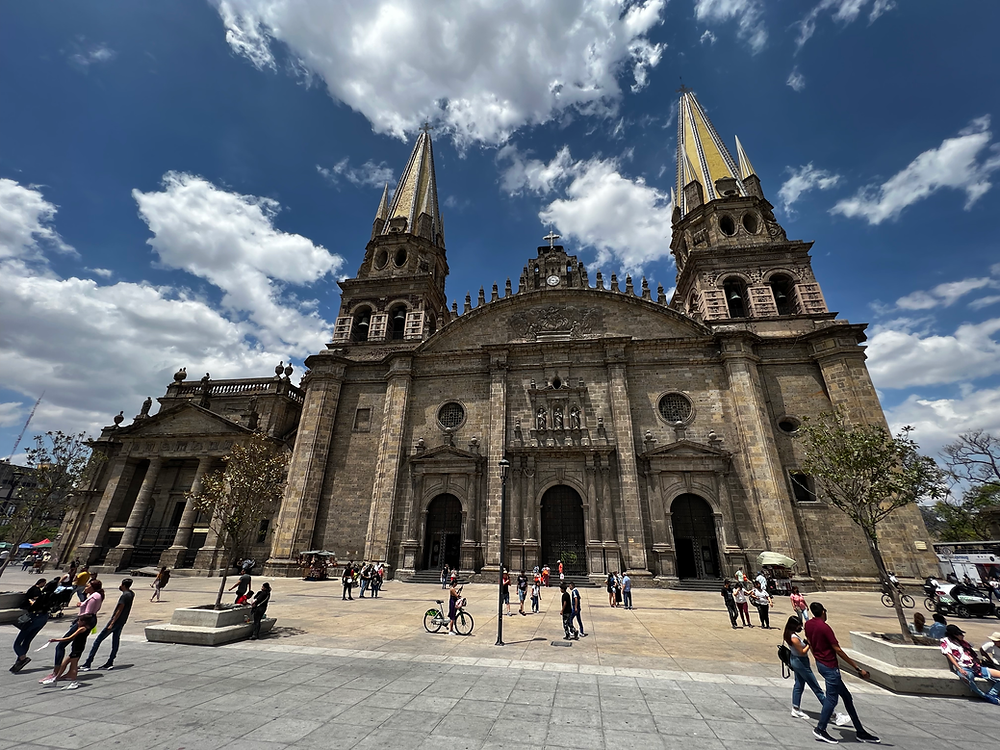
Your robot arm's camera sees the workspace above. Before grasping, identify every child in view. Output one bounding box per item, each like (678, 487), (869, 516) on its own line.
(531, 578), (541, 613)
(40, 612), (97, 690)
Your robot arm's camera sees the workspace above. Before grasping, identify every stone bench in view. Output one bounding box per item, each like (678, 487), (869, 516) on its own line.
(144, 605), (275, 646)
(847, 630), (993, 697)
(0, 591), (28, 624)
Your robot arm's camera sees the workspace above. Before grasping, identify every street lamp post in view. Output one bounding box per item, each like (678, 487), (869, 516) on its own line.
(496, 457), (510, 646)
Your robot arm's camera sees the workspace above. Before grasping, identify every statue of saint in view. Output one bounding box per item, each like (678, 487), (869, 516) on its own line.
(570, 406), (581, 429)
(139, 396), (152, 418)
(535, 407), (547, 431)
(553, 406), (564, 430)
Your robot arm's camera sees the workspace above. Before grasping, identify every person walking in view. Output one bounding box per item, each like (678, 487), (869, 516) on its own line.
(80, 578), (134, 671)
(249, 582), (271, 640)
(441, 565), (449, 589)
(733, 583), (752, 627)
(805, 601), (881, 744)
(560, 583), (578, 640)
(73, 565), (91, 601)
(750, 581), (772, 629)
(40, 612), (97, 690)
(790, 586), (809, 623)
(10, 578), (54, 673)
(622, 573), (633, 610)
(342, 564), (355, 600)
(516, 570), (529, 615)
(229, 568), (252, 604)
(501, 570), (512, 616)
(721, 580), (739, 629)
(784, 616), (850, 725)
(531, 576), (541, 613)
(569, 582), (587, 636)
(149, 567), (169, 602)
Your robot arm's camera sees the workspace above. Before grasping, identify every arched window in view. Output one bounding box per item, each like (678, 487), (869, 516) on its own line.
(352, 306), (372, 342)
(723, 278), (748, 318)
(390, 304), (407, 340)
(769, 274), (796, 316)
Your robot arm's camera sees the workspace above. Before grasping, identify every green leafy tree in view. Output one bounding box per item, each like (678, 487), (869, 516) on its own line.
(188, 433), (288, 608)
(0, 431), (98, 580)
(796, 412), (947, 642)
(931, 431), (1000, 541)
(929, 484), (1000, 542)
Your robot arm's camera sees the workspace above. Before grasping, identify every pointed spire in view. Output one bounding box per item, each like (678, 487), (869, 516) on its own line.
(734, 136), (756, 180)
(382, 128), (445, 246)
(371, 183), (390, 239)
(676, 89), (746, 217)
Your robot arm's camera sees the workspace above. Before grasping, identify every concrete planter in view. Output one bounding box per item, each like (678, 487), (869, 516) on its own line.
(844, 631), (984, 697)
(144, 604), (275, 646)
(0, 591), (28, 624)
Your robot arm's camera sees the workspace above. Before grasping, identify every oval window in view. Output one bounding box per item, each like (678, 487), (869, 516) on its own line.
(394, 248), (408, 267)
(374, 250), (389, 269)
(438, 402), (465, 429)
(658, 393), (693, 424)
(742, 212), (759, 234)
(719, 214), (737, 236)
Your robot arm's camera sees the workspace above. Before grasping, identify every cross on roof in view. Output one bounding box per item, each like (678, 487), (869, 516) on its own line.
(419, 121), (433, 135)
(676, 82), (692, 95)
(543, 230), (561, 247)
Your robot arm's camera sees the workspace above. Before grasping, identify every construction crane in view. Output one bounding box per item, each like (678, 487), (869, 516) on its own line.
(5, 393), (43, 462)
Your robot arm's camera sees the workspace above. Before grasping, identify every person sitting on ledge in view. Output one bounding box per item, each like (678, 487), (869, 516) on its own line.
(927, 613), (947, 640)
(909, 612), (927, 637)
(940, 624), (1000, 705)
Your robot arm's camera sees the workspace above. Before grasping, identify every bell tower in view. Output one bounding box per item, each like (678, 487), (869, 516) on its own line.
(670, 90), (829, 322)
(331, 127), (449, 345)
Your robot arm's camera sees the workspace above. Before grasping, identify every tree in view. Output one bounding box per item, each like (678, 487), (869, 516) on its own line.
(933, 431), (1000, 541)
(929, 484), (1000, 542)
(796, 412), (947, 642)
(188, 433), (288, 609)
(0, 431), (98, 580)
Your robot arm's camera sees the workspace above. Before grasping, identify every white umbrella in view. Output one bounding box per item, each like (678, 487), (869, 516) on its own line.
(757, 551), (796, 568)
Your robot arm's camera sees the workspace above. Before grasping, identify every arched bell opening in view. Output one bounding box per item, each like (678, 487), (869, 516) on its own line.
(352, 306), (373, 342)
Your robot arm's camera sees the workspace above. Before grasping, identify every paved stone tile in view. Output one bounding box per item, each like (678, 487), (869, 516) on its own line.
(549, 707), (603, 729)
(33, 721), (133, 750)
(242, 717), (325, 743)
(651, 714), (716, 738)
(544, 724), (605, 749)
(488, 719), (548, 745)
(602, 710), (657, 733)
(431, 713), (494, 740)
(296, 723), (372, 749)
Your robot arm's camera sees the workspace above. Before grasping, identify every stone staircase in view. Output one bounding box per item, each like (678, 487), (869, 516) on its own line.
(672, 578), (723, 592)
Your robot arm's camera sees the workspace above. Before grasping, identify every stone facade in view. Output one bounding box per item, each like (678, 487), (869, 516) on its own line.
(59, 93), (937, 587)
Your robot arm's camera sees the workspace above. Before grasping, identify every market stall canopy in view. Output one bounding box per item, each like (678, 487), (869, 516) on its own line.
(0, 542), (12, 549)
(757, 552), (796, 568)
(31, 539), (53, 548)
(301, 550), (337, 556)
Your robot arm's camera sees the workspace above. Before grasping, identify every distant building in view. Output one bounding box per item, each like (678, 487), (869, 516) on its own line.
(59, 91), (936, 586)
(0, 461), (39, 528)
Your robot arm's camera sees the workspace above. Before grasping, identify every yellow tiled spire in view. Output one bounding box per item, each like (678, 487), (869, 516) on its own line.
(374, 182), (390, 223)
(675, 90), (747, 217)
(382, 128), (445, 246)
(735, 135), (756, 180)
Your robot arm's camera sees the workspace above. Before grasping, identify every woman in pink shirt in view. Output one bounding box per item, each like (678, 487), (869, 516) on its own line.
(790, 586), (809, 622)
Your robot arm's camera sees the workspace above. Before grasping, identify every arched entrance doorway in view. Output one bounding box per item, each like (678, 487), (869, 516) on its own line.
(671, 494), (720, 579)
(423, 494), (462, 570)
(540, 485), (586, 575)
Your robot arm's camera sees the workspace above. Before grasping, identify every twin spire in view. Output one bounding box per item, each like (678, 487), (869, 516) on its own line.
(675, 90), (758, 218)
(373, 128), (445, 247)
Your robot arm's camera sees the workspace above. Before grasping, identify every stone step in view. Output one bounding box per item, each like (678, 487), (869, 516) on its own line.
(672, 578), (723, 592)
(843, 648), (984, 697)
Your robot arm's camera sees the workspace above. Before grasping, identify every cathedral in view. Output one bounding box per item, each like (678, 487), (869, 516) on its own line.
(59, 91), (936, 587)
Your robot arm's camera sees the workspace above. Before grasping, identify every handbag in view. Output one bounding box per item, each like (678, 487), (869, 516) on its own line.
(15, 612), (32, 630)
(777, 644), (792, 679)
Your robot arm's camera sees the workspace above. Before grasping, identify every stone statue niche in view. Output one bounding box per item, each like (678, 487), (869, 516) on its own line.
(553, 406), (564, 430)
(535, 406), (547, 431)
(569, 405), (581, 430)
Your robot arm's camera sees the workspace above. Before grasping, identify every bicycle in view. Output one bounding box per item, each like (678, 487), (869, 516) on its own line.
(424, 593), (474, 636)
(880, 587), (914, 609)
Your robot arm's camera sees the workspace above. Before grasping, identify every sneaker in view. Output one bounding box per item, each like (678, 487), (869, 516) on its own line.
(10, 656), (30, 673)
(40, 676), (57, 686)
(813, 729), (839, 744)
(834, 713), (851, 727)
(581, 632), (589, 637)
(78, 665), (92, 672)
(61, 681), (80, 690)
(791, 708), (809, 719)
(855, 731), (881, 744)
(98, 663), (114, 670)
(563, 635), (572, 640)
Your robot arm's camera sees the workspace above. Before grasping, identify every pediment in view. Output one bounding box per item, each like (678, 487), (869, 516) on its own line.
(643, 439), (730, 460)
(116, 403), (252, 439)
(409, 444), (484, 465)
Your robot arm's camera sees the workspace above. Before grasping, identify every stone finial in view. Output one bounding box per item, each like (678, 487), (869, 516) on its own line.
(610, 274), (620, 292)
(641, 277), (651, 300)
(452, 301), (458, 316)
(530, 378), (536, 390)
(491, 283), (499, 302)
(580, 264), (589, 286)
(113, 410), (124, 427)
(708, 429), (723, 447)
(416, 437), (426, 451)
(514, 418), (523, 441)
(478, 287), (486, 306)
(505, 278), (512, 297)
(672, 420), (687, 441)
(595, 271), (605, 290)
(625, 275), (634, 295)
(172, 367), (187, 383)
(275, 361), (284, 377)
(444, 427), (455, 447)
(464, 293), (472, 314)
(657, 284), (666, 303)
(284, 364), (293, 378)
(644, 429), (657, 450)
(469, 436), (480, 452)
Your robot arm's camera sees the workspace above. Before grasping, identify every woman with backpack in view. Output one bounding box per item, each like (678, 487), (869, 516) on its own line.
(150, 567), (170, 602)
(783, 616), (849, 724)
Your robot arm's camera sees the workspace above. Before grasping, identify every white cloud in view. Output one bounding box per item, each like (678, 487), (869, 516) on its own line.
(786, 67), (806, 92)
(867, 317), (1000, 389)
(832, 117), (1000, 225)
(885, 385), (1000, 459)
(0, 178), (76, 262)
(693, 0), (767, 53)
(795, 0), (895, 50)
(316, 159), (396, 190)
(970, 295), (1000, 311)
(213, 0), (666, 146)
(776, 163), (840, 214)
(69, 42), (117, 68)
(0, 179), (323, 441)
(699, 30), (717, 45)
(896, 276), (999, 311)
(499, 145), (672, 272)
(87, 267), (114, 278)
(133, 172), (344, 353)
(0, 402), (24, 429)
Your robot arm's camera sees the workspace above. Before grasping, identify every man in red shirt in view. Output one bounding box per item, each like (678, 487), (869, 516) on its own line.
(803, 602), (881, 745)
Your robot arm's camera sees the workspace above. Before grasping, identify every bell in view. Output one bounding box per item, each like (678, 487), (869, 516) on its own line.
(775, 290), (788, 302)
(393, 309), (406, 322)
(728, 289), (742, 301)
(358, 318), (369, 330)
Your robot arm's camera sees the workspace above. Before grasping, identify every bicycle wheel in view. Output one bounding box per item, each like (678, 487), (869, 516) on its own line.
(455, 611), (474, 636)
(900, 593), (915, 609)
(923, 597), (937, 612)
(423, 609), (443, 633)
(880, 593), (893, 608)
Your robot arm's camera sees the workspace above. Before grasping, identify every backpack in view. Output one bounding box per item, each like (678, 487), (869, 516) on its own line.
(777, 644), (792, 679)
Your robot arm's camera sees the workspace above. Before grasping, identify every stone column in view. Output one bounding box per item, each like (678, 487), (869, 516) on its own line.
(75, 456), (133, 566)
(104, 457), (162, 570)
(722, 336), (804, 563)
(265, 361), (346, 577)
(525, 455), (537, 541)
(604, 343), (648, 573)
(364, 355), (412, 564)
(158, 455), (213, 569)
(483, 351), (508, 570)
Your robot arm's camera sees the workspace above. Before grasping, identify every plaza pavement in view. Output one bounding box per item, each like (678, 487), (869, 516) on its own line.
(2, 568), (1000, 749)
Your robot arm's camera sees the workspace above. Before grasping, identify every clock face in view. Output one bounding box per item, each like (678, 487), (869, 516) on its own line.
(546, 275), (560, 286)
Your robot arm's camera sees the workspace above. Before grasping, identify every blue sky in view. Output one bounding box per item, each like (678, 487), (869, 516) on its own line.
(2, 0), (999, 463)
